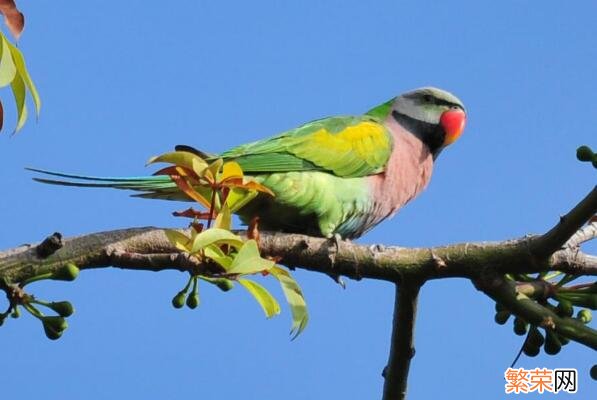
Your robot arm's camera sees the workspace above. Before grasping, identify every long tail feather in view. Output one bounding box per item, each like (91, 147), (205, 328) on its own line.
(28, 167), (184, 200)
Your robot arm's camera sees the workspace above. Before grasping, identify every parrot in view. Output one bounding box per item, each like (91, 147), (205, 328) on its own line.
(31, 87), (466, 240)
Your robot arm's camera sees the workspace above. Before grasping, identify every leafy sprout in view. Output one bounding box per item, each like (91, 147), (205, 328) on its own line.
(155, 150), (309, 339)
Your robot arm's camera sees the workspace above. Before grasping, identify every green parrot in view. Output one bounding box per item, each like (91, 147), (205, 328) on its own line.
(31, 87), (466, 240)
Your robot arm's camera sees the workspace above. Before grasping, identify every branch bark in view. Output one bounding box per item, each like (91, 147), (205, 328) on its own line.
(382, 281), (421, 400)
(1, 186), (596, 400)
(2, 228), (597, 286)
(531, 185), (597, 257)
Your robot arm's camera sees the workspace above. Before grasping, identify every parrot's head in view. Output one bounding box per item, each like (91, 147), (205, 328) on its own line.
(390, 87), (466, 158)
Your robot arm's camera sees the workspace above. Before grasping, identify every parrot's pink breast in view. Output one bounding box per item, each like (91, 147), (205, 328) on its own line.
(368, 116), (434, 223)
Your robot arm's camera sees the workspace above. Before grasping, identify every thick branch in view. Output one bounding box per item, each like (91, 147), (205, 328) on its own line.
(382, 281), (421, 400)
(1, 228), (597, 286)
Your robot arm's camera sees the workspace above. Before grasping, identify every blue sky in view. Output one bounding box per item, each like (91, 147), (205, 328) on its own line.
(0, 1), (595, 398)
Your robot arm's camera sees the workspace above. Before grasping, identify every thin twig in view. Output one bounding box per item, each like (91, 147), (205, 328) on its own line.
(382, 280), (422, 400)
(566, 221), (597, 249)
(532, 186), (597, 258)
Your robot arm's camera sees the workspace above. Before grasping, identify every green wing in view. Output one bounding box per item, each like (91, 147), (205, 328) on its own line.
(219, 115), (393, 178)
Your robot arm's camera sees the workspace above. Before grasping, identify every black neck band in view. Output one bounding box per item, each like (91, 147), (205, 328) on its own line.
(391, 110), (445, 158)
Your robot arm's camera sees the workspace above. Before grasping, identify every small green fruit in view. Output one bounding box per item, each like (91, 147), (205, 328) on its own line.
(576, 145), (594, 162)
(186, 293), (199, 309)
(41, 316), (68, 340)
(577, 309), (592, 324)
(544, 330), (562, 355)
(51, 263), (80, 281)
(172, 291), (186, 309)
(494, 311), (510, 325)
(527, 326), (545, 347)
(215, 279), (234, 292)
(522, 341), (540, 357)
(556, 300), (573, 317)
(557, 333), (570, 346)
(43, 325), (63, 340)
(11, 306), (20, 318)
(48, 301), (75, 317)
(513, 317), (528, 336)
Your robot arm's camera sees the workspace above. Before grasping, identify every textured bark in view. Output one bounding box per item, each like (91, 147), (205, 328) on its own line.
(1, 186), (596, 400)
(382, 281), (421, 400)
(2, 227), (597, 285)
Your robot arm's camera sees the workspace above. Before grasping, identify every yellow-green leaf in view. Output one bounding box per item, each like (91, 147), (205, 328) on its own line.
(270, 266), (309, 339)
(227, 239), (275, 274)
(220, 161), (243, 181)
(214, 204), (231, 230)
(164, 229), (192, 252)
(190, 228), (244, 253)
(204, 244), (233, 269)
(238, 278), (280, 318)
(226, 187), (259, 213)
(147, 151), (208, 177)
(10, 71), (26, 132)
(203, 158), (224, 182)
(0, 34), (16, 87)
(7, 41), (40, 115)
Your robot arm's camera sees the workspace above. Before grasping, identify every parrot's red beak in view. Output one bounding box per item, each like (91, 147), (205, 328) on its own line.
(440, 109), (466, 146)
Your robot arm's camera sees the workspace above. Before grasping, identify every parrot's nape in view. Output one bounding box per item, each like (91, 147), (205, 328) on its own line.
(31, 87), (466, 239)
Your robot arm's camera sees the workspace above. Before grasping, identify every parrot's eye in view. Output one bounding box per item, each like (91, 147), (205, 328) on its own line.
(422, 95), (433, 103)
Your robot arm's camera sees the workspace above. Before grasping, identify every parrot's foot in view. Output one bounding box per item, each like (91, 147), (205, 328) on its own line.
(326, 233), (345, 289)
(248, 216), (260, 244)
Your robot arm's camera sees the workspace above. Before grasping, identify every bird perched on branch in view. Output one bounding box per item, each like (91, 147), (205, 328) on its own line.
(31, 87), (466, 240)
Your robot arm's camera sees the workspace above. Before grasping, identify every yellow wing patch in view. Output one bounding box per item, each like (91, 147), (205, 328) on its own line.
(289, 121), (392, 177)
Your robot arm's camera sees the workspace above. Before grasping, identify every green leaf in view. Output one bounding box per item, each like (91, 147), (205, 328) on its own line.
(147, 151), (208, 177)
(270, 266), (309, 339)
(164, 229), (192, 252)
(214, 204), (231, 230)
(190, 228), (244, 253)
(0, 34), (16, 87)
(204, 245), (233, 269)
(238, 278), (280, 318)
(227, 239), (275, 274)
(7, 41), (41, 115)
(10, 71), (26, 132)
(204, 158), (224, 182)
(226, 187), (259, 213)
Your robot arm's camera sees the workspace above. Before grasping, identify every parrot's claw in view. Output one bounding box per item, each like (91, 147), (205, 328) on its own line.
(327, 274), (346, 289)
(326, 233), (345, 288)
(326, 233), (342, 264)
(248, 216), (260, 244)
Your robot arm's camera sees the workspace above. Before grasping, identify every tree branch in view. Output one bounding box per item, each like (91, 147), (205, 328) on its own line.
(0, 186), (596, 400)
(566, 220), (597, 249)
(2, 228), (596, 286)
(531, 185), (597, 257)
(476, 272), (597, 350)
(382, 281), (422, 400)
